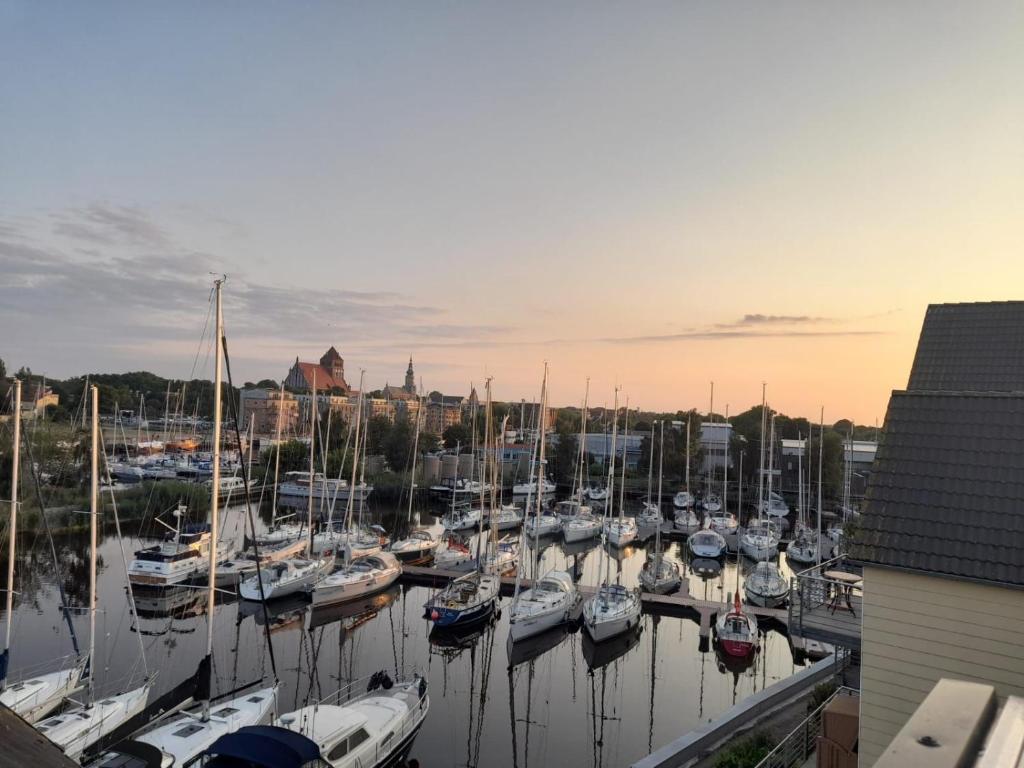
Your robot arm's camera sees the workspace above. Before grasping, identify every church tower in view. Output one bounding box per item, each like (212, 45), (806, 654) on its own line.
(404, 357), (416, 394)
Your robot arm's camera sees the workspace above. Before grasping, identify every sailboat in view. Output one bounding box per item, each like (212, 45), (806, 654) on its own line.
(209, 671), (429, 768)
(389, 396), (439, 563)
(785, 431), (819, 566)
(743, 410), (788, 608)
(739, 391), (781, 561)
(476, 388), (519, 575)
(239, 370), (336, 602)
(1, 380), (88, 723)
(509, 367), (582, 642)
(311, 551), (402, 607)
(35, 386), (152, 761)
(89, 280), (279, 767)
(602, 400), (637, 548)
(673, 418), (701, 534)
(562, 380), (602, 544)
(714, 592), (760, 658)
(425, 381), (501, 628)
(639, 422), (681, 594)
(583, 388), (642, 643)
(635, 425), (663, 528)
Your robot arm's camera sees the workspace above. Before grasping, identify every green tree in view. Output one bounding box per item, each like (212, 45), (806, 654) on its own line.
(552, 425), (578, 485)
(442, 423), (472, 450)
(383, 417), (414, 472)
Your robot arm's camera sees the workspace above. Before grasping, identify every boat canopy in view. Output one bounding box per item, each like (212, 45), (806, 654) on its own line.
(202, 726), (322, 768)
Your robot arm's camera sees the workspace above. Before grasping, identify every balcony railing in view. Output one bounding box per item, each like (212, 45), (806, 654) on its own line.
(754, 686), (860, 768)
(788, 556), (862, 650)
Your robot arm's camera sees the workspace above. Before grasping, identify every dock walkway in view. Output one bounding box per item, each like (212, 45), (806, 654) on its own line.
(400, 565), (788, 636)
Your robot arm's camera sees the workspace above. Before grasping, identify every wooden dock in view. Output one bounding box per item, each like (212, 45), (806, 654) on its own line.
(399, 565), (788, 634)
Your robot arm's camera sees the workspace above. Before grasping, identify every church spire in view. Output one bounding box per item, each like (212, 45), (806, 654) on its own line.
(404, 356), (416, 394)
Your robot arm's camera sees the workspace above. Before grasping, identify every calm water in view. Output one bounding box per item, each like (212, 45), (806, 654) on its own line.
(1, 497), (806, 767)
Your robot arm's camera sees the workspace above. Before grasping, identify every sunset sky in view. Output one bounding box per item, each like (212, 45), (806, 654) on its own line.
(2, 2), (1022, 424)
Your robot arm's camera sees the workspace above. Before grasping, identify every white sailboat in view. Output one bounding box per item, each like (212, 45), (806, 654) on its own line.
(743, 409), (788, 608)
(35, 386), (151, 761)
(510, 368), (583, 641)
(584, 388), (642, 643)
(389, 397), (439, 564)
(214, 538), (307, 588)
(639, 421), (681, 594)
(1, 380), (87, 724)
(239, 369), (336, 601)
(785, 431), (820, 566)
(673, 418), (701, 534)
(311, 552), (402, 607)
(603, 399), (637, 548)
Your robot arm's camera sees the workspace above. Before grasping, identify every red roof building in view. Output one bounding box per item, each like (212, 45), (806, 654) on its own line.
(285, 346), (351, 393)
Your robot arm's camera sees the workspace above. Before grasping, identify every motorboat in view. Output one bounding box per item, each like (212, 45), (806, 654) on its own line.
(508, 570), (581, 642)
(582, 583), (641, 643)
(388, 529), (440, 563)
(714, 593), (760, 657)
(743, 561), (789, 608)
(238, 554), (334, 601)
(638, 552), (681, 594)
(204, 673), (429, 768)
(688, 528), (727, 559)
(87, 686), (278, 768)
(702, 493), (723, 513)
(277, 470), (373, 503)
(739, 519), (781, 561)
(424, 571), (499, 628)
(562, 514), (602, 543)
(128, 516), (212, 588)
(603, 517), (638, 548)
(213, 538), (307, 588)
(673, 491), (694, 509)
(311, 553), (402, 607)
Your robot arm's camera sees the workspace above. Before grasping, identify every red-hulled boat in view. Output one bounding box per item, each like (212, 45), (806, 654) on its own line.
(714, 592), (760, 657)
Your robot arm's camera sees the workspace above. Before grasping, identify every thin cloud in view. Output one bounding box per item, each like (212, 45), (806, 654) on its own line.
(715, 314), (835, 328)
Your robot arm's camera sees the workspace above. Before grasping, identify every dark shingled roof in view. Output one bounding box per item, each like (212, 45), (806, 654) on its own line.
(848, 390), (1024, 586)
(907, 301), (1024, 392)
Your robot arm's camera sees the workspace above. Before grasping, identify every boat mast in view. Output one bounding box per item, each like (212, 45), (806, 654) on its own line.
(575, 379), (590, 503)
(655, 419), (664, 561)
(618, 398), (629, 524)
(87, 384), (99, 705)
(706, 382), (713, 503)
(797, 431), (803, 532)
(817, 407), (824, 565)
(723, 405), (729, 515)
(484, 380), (497, 563)
(307, 371), (316, 556)
(602, 387), (620, 593)
(270, 382), (285, 529)
(533, 366), (549, 574)
(757, 383), (766, 521)
(406, 394), (423, 527)
(345, 373), (366, 561)
(685, 416), (691, 501)
(1, 379), (21, 691)
(203, 279), (224, 719)
(646, 414), (654, 508)
(764, 412), (776, 546)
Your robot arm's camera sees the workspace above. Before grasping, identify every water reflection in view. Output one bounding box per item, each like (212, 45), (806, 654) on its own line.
(0, 500), (806, 767)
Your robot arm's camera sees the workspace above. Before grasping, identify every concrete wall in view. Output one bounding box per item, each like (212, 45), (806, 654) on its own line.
(858, 566), (1024, 766)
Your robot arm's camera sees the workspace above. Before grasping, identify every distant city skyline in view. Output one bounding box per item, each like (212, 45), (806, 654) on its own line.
(3, 2), (1022, 424)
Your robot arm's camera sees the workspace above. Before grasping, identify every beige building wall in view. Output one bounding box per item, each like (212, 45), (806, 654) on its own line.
(858, 566), (1024, 766)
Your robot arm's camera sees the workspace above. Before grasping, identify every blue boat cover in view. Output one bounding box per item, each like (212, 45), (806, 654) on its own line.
(202, 726), (322, 767)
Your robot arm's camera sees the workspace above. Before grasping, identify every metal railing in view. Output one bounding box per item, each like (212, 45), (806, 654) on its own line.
(754, 686), (859, 768)
(789, 556), (863, 649)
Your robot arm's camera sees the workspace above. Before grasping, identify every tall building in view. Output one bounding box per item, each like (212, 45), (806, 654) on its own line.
(404, 357), (416, 395)
(285, 346), (351, 394)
